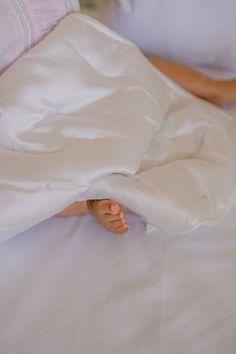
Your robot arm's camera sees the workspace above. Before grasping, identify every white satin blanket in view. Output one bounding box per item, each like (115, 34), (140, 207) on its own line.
(0, 14), (236, 242)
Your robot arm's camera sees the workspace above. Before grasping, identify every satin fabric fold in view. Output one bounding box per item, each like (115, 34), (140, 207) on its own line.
(0, 14), (236, 242)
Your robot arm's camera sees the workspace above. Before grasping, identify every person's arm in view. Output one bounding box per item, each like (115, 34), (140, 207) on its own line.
(146, 55), (236, 106)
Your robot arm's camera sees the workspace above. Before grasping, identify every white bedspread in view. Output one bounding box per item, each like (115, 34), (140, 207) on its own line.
(1, 204), (236, 354)
(0, 14), (236, 242)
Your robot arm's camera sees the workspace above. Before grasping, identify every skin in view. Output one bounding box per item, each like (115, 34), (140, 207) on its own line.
(57, 200), (129, 234)
(146, 55), (236, 106)
(58, 55), (236, 234)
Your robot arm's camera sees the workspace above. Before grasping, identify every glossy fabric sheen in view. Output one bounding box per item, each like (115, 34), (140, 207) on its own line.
(0, 14), (236, 242)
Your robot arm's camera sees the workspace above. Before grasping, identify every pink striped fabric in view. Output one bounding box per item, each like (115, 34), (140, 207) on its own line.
(0, 0), (80, 74)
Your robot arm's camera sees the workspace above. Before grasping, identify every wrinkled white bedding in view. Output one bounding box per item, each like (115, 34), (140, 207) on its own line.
(0, 14), (236, 242)
(1, 12), (236, 354)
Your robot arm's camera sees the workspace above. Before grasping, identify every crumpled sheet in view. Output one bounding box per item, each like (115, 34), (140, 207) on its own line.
(0, 13), (236, 242)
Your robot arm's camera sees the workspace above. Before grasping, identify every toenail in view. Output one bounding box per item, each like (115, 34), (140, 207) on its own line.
(110, 204), (118, 212)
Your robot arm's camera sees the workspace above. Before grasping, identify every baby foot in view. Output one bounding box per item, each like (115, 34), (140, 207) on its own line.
(56, 201), (88, 217)
(88, 199), (129, 234)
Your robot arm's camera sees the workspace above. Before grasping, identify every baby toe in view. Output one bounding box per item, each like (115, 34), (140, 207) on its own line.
(111, 218), (126, 228)
(116, 223), (129, 234)
(105, 213), (122, 223)
(110, 219), (129, 233)
(108, 202), (121, 215)
(97, 200), (120, 215)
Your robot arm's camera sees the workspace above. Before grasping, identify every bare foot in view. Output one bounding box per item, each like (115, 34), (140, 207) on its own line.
(88, 199), (129, 234)
(57, 201), (88, 217)
(57, 200), (129, 234)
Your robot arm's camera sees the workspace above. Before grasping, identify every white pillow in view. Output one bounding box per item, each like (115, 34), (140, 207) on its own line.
(104, 0), (236, 73)
(0, 0), (80, 74)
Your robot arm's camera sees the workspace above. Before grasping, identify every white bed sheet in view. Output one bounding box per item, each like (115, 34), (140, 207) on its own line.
(1, 200), (236, 354)
(1, 13), (236, 352)
(0, 102), (236, 354)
